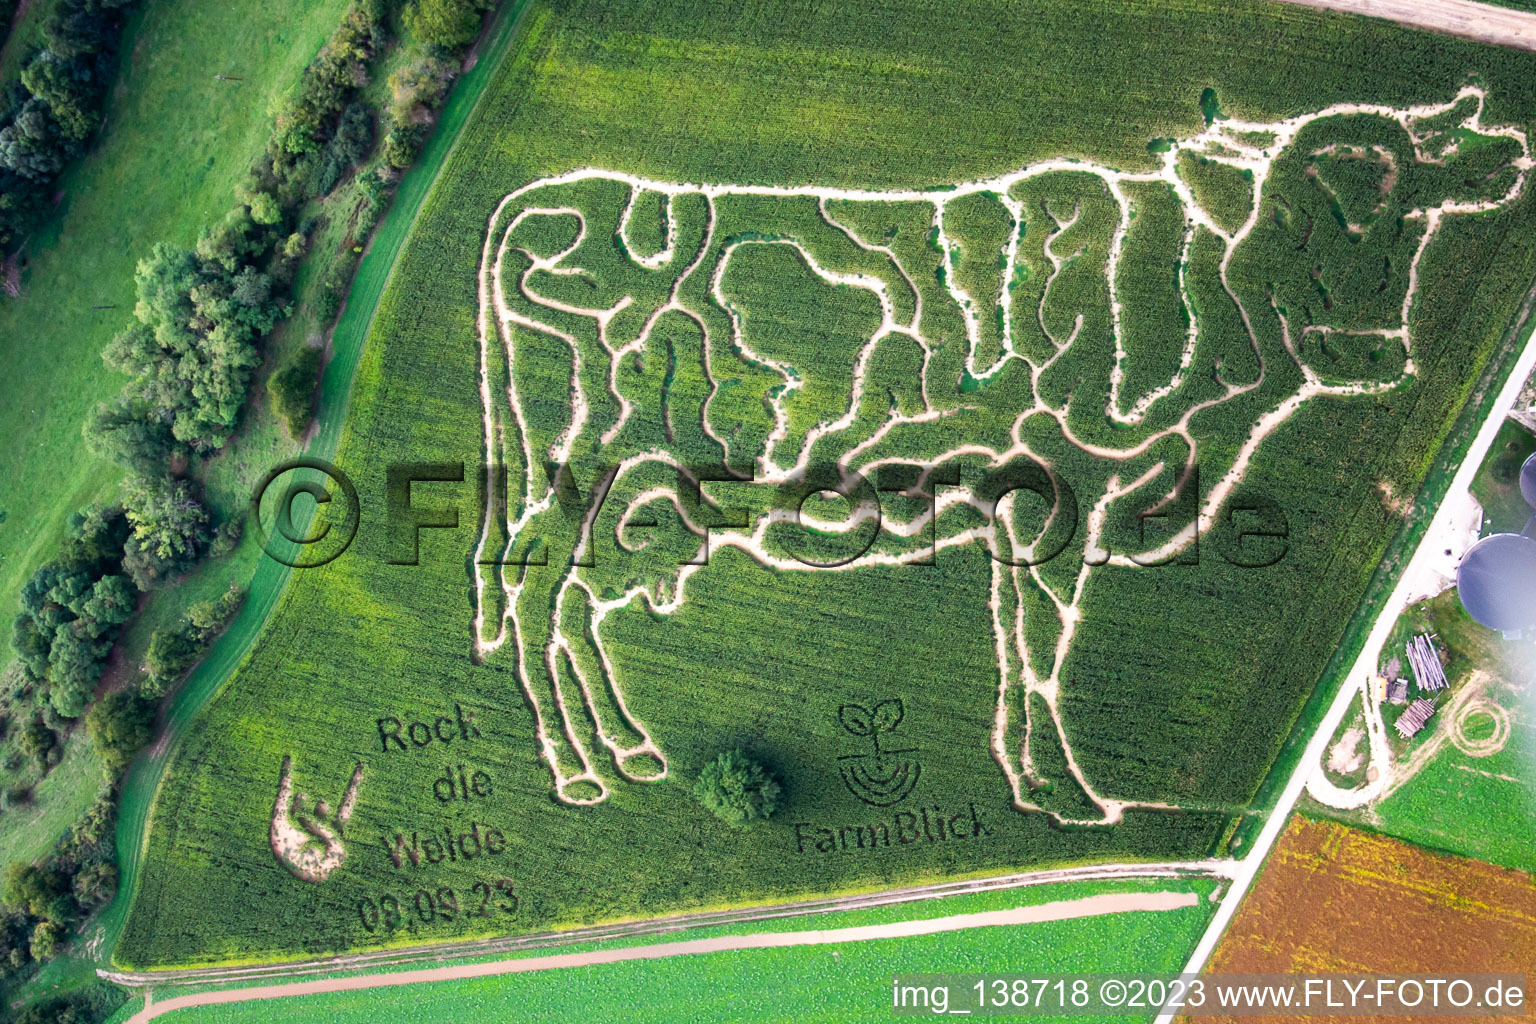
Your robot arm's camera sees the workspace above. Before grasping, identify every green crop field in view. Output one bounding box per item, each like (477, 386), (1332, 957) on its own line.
(108, 877), (1217, 1022)
(0, 736), (105, 866)
(116, 0), (1536, 970)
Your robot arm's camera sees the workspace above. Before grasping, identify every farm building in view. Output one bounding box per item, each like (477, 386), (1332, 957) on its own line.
(1395, 698), (1437, 739)
(1388, 680), (1409, 705)
(1371, 675), (1388, 703)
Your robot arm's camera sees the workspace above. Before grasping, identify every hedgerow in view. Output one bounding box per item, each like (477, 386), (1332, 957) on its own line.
(4, 0), (498, 984)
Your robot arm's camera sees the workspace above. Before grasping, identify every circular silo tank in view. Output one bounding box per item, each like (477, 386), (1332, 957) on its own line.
(1522, 451), (1536, 511)
(1457, 531), (1536, 632)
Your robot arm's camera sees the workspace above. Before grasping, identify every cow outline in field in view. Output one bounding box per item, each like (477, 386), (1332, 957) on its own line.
(472, 85), (1530, 821)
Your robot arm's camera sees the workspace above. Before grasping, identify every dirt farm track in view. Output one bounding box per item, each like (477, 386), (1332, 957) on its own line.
(1287, 0), (1536, 51)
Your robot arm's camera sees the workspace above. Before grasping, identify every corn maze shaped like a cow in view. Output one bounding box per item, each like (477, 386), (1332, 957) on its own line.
(472, 86), (1530, 822)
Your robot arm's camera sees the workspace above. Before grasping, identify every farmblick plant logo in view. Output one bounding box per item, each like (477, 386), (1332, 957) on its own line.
(837, 699), (921, 806)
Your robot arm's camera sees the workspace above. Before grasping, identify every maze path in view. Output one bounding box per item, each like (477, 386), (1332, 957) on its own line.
(471, 86), (1530, 822)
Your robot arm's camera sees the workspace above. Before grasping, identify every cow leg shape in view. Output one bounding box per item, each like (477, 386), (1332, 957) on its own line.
(556, 579), (668, 783)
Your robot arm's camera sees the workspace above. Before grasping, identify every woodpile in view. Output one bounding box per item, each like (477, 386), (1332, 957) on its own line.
(1405, 633), (1448, 692)
(1395, 698), (1437, 739)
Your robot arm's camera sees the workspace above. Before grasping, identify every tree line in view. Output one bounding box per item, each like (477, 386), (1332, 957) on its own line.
(1, 0), (497, 1013)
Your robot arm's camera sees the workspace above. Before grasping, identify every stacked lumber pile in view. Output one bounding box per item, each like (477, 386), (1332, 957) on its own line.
(1406, 634), (1448, 692)
(1395, 698), (1437, 739)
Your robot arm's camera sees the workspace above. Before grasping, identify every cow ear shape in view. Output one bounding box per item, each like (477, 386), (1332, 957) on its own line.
(838, 704), (873, 736)
(870, 699), (904, 733)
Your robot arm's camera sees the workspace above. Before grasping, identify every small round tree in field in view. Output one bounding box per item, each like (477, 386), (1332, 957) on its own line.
(694, 749), (781, 827)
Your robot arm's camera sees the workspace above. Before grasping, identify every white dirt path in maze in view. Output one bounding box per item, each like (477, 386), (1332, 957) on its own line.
(471, 86), (1530, 821)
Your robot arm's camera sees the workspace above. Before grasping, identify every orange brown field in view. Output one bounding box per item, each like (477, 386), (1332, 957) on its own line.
(1195, 815), (1536, 1022)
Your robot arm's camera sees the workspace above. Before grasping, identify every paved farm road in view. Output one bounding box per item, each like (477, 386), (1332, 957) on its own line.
(1153, 8), (1536, 1019)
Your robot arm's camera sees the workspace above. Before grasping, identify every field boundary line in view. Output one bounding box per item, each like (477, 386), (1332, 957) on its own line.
(101, 861), (1229, 987)
(119, 890), (1198, 1023)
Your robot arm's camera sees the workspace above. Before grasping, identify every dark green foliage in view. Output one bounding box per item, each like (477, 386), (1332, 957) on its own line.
(26, 919), (60, 960)
(19, 53), (98, 142)
(7, 506), (134, 718)
(46, 626), (106, 717)
(0, 0), (136, 248)
(404, 0), (492, 49)
(269, 346), (324, 439)
(382, 120), (427, 169)
(9, 616), (49, 680)
(0, 98), (68, 182)
(9, 982), (128, 1024)
(383, 57), (454, 168)
(263, 0), (387, 200)
(3, 863), (69, 921)
(71, 859), (117, 907)
(0, 796), (120, 978)
(104, 244), (280, 451)
(694, 749), (782, 827)
(186, 583), (245, 642)
(119, 476), (209, 588)
(207, 518), (243, 559)
(140, 629), (197, 698)
(194, 205), (261, 273)
(349, 169), (388, 238)
(84, 688), (153, 771)
(141, 583), (243, 697)
(311, 102), (376, 197)
(17, 717), (53, 767)
(81, 575), (135, 630)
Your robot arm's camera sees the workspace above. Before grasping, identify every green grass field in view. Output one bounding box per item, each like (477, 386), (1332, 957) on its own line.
(1471, 419), (1536, 535)
(109, 876), (1218, 1023)
(117, 0), (1536, 970)
(0, 734), (105, 865)
(1368, 657), (1536, 872)
(0, 0), (360, 887)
